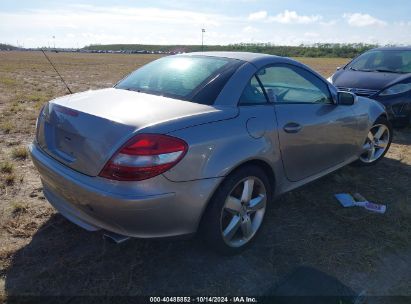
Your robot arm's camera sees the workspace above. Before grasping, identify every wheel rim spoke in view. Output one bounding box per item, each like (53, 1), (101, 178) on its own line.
(241, 179), (254, 203)
(223, 215), (241, 241)
(247, 194), (266, 212)
(375, 140), (388, 149)
(367, 147), (376, 160)
(374, 125), (386, 140)
(241, 217), (253, 238)
(224, 196), (242, 214)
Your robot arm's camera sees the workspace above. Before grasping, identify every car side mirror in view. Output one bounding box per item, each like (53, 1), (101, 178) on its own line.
(337, 91), (356, 106)
(336, 66), (341, 71)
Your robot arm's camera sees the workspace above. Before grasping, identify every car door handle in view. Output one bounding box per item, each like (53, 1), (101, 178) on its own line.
(283, 122), (303, 133)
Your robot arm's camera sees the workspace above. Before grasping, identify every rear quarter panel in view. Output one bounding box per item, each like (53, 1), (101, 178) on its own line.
(163, 105), (283, 185)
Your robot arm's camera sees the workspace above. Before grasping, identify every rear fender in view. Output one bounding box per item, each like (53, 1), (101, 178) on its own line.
(164, 109), (281, 183)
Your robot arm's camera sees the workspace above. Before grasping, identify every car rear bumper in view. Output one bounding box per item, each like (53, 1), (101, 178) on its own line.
(29, 142), (222, 238)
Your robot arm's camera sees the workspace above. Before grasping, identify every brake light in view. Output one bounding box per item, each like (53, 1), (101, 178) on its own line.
(99, 134), (188, 181)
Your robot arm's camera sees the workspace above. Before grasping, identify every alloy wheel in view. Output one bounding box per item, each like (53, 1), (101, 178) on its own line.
(360, 124), (390, 163)
(220, 176), (267, 247)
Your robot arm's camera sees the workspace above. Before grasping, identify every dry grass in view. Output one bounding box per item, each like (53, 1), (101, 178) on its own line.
(11, 147), (28, 160)
(10, 201), (29, 217)
(0, 77), (17, 87)
(0, 162), (13, 174)
(295, 57), (350, 77)
(0, 51), (410, 298)
(3, 174), (15, 186)
(0, 121), (13, 134)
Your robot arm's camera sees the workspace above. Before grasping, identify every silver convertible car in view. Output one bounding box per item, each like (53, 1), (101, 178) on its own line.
(30, 52), (392, 254)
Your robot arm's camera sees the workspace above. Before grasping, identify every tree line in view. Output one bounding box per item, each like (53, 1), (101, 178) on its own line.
(0, 43), (18, 50)
(1, 42), (386, 58)
(83, 43), (381, 58)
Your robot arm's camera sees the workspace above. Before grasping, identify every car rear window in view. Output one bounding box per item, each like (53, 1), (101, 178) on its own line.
(115, 56), (235, 101)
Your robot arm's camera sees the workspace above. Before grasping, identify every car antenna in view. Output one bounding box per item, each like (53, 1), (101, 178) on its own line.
(41, 49), (73, 94)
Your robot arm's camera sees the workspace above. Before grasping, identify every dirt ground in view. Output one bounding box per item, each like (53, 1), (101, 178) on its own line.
(0, 51), (410, 301)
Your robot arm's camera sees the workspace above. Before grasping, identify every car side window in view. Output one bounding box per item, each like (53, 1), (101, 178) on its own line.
(257, 65), (333, 104)
(238, 76), (268, 105)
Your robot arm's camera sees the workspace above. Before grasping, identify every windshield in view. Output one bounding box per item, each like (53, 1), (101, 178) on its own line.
(115, 56), (232, 99)
(346, 50), (411, 73)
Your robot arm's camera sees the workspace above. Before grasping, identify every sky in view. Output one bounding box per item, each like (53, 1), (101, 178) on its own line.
(1, 0), (411, 48)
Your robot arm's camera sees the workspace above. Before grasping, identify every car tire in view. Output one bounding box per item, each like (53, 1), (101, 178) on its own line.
(200, 165), (273, 255)
(353, 116), (393, 166)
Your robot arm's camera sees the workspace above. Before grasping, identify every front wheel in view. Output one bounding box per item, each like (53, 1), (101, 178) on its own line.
(354, 117), (393, 166)
(201, 165), (272, 255)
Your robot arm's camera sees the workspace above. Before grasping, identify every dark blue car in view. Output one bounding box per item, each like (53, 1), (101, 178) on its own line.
(329, 47), (411, 127)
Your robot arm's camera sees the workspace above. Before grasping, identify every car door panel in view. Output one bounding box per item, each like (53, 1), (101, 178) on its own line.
(274, 103), (358, 182)
(257, 63), (360, 182)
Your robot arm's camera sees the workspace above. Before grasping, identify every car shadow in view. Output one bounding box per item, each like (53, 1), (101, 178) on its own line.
(4, 156), (411, 299)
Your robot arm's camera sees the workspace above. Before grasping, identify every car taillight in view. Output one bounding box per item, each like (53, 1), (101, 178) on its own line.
(99, 134), (188, 181)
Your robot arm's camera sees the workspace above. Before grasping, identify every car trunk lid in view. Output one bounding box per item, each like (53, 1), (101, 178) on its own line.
(36, 88), (236, 176)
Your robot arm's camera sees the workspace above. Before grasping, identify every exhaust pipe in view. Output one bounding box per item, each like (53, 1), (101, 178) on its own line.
(103, 231), (130, 244)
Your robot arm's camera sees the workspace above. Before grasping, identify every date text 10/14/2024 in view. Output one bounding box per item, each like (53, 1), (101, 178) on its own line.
(149, 297), (258, 303)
